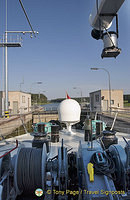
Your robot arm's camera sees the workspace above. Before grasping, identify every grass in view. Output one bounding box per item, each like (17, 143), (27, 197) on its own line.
(124, 102), (130, 107)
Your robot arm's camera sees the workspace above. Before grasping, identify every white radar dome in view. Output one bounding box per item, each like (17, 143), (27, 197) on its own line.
(58, 99), (81, 134)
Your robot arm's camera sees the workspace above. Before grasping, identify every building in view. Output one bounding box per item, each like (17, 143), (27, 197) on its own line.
(90, 89), (123, 112)
(0, 91), (31, 116)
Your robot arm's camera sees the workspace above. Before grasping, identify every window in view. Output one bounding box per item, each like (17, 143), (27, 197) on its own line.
(8, 101), (10, 106)
(101, 96), (104, 100)
(95, 95), (99, 102)
(111, 100), (114, 105)
(22, 96), (25, 103)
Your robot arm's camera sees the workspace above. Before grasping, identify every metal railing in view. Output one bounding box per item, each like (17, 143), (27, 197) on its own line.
(102, 107), (130, 122)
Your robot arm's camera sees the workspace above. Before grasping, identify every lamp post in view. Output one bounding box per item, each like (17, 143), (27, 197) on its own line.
(39, 90), (46, 105)
(90, 68), (111, 112)
(40, 91), (46, 105)
(30, 82), (42, 105)
(73, 87), (82, 104)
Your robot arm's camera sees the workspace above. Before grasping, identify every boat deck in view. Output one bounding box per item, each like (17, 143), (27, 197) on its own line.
(0, 130), (129, 158)
(0, 130), (129, 200)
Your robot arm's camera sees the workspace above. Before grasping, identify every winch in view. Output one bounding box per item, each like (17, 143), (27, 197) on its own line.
(0, 135), (129, 200)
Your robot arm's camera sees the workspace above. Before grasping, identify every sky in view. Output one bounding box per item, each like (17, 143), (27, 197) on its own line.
(0, 0), (130, 100)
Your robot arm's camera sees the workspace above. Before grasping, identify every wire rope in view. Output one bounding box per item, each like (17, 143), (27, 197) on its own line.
(19, 0), (36, 37)
(16, 148), (42, 193)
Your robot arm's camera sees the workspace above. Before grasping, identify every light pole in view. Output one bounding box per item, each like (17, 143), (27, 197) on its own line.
(90, 68), (111, 112)
(73, 87), (82, 104)
(40, 91), (46, 105)
(19, 77), (24, 91)
(30, 82), (42, 92)
(30, 82), (42, 105)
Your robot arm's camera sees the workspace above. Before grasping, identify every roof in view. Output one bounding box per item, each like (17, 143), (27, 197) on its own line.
(90, 89), (123, 95)
(0, 91), (31, 95)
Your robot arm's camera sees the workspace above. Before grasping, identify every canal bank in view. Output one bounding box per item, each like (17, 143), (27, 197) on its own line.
(0, 113), (32, 139)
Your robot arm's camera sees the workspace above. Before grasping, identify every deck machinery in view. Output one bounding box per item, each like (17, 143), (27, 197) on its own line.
(0, 134), (129, 200)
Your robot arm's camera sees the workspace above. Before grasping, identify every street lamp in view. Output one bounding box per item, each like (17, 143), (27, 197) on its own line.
(30, 82), (42, 92)
(30, 82), (42, 105)
(40, 91), (46, 105)
(73, 87), (82, 104)
(90, 68), (111, 112)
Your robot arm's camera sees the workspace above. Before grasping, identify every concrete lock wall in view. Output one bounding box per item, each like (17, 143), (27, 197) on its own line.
(33, 114), (59, 123)
(0, 113), (32, 137)
(99, 113), (130, 134)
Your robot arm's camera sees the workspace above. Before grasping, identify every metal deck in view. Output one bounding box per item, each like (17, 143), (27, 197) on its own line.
(0, 129), (129, 159)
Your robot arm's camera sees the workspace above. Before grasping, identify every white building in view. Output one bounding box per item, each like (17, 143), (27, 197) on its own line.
(90, 89), (123, 112)
(0, 91), (31, 116)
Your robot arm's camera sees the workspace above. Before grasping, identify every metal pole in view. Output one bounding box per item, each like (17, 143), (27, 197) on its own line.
(5, 32), (8, 111)
(100, 68), (111, 112)
(30, 82), (42, 105)
(5, 0), (8, 112)
(2, 34), (5, 114)
(39, 92), (40, 105)
(80, 88), (82, 104)
(73, 87), (82, 104)
(90, 68), (111, 112)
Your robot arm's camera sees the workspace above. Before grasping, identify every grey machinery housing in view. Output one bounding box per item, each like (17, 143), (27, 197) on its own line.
(0, 137), (129, 200)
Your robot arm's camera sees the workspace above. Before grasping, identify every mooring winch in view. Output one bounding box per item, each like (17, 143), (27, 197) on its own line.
(0, 135), (129, 200)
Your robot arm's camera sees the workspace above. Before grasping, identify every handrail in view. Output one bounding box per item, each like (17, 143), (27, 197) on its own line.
(0, 140), (18, 159)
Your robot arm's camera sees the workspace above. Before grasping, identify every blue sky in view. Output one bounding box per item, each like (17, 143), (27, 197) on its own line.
(0, 0), (130, 99)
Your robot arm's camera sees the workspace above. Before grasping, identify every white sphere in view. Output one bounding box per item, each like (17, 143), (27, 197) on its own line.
(58, 99), (81, 123)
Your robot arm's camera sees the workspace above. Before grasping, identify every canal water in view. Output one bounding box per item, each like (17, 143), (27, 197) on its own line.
(41, 103), (60, 111)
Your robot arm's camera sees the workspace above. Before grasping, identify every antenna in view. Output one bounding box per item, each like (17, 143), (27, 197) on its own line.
(19, 77), (24, 91)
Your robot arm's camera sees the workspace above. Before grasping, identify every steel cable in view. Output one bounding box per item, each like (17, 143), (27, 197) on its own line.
(16, 148), (42, 193)
(19, 0), (36, 37)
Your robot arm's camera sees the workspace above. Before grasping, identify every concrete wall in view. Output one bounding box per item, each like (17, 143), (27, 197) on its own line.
(101, 90), (123, 111)
(99, 113), (130, 134)
(90, 90), (101, 112)
(19, 92), (31, 113)
(0, 113), (32, 137)
(33, 114), (59, 123)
